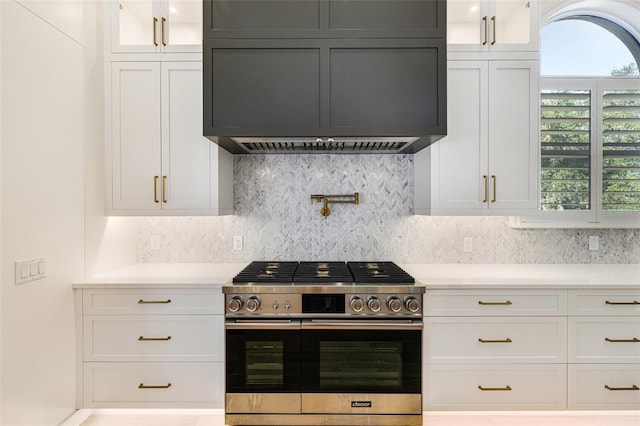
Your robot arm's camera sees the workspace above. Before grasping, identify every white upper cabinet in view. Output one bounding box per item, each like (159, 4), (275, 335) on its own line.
(111, 0), (202, 53)
(108, 61), (233, 215)
(447, 0), (538, 54)
(425, 60), (539, 215)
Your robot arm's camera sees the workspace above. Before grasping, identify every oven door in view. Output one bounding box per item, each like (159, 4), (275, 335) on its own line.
(300, 319), (422, 415)
(225, 319), (301, 414)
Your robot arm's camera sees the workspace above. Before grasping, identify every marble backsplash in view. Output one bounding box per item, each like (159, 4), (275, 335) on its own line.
(136, 154), (640, 264)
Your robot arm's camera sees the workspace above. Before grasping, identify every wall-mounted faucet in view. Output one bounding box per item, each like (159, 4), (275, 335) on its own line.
(310, 193), (359, 219)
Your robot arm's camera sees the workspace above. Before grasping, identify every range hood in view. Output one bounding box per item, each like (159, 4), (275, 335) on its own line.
(210, 137), (430, 154)
(202, 0), (447, 154)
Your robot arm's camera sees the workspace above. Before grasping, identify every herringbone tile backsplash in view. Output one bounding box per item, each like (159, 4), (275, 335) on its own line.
(136, 154), (640, 264)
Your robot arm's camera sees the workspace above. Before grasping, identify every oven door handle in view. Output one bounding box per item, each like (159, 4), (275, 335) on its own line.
(225, 319), (301, 330)
(301, 319), (423, 330)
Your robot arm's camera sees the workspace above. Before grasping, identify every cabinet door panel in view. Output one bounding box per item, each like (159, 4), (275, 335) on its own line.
(432, 61), (488, 211)
(488, 61), (538, 210)
(206, 0), (320, 33)
(328, 0), (445, 36)
(329, 41), (445, 135)
(161, 62), (211, 210)
(111, 62), (162, 211)
(204, 40), (321, 135)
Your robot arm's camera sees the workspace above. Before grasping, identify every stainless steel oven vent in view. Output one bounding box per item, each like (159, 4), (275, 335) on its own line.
(230, 137), (419, 154)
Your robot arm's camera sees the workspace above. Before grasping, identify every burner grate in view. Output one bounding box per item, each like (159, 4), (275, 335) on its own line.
(232, 261), (298, 284)
(347, 262), (415, 284)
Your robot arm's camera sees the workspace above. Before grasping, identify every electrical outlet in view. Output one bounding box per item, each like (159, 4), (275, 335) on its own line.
(233, 236), (243, 251)
(589, 236), (599, 251)
(463, 237), (473, 253)
(150, 235), (160, 251)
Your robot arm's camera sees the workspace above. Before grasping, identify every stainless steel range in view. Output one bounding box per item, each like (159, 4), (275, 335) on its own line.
(223, 261), (424, 426)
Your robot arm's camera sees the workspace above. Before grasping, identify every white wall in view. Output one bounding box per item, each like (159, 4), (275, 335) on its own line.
(0, 1), (93, 424)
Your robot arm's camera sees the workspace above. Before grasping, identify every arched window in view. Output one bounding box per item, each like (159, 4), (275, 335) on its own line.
(541, 17), (639, 77)
(536, 11), (640, 225)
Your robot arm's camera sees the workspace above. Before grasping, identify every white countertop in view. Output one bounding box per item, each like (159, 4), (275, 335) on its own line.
(401, 263), (640, 289)
(73, 263), (640, 289)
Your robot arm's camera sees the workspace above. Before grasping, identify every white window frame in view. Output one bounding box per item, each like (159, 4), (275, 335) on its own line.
(513, 77), (640, 229)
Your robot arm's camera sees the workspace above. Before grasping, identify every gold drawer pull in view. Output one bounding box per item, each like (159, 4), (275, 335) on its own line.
(138, 336), (172, 341)
(605, 337), (640, 343)
(139, 383), (172, 389)
(606, 300), (639, 305)
(478, 300), (512, 306)
(138, 299), (172, 304)
(479, 338), (512, 343)
(605, 385), (639, 391)
(478, 385), (512, 391)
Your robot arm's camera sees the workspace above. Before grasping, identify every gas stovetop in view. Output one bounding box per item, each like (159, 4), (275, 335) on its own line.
(231, 261), (415, 286)
(224, 261), (423, 317)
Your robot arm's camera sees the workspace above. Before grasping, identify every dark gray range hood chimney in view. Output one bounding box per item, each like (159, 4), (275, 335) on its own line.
(202, 0), (447, 154)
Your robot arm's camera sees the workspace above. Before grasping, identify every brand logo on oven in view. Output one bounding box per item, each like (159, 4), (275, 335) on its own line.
(351, 401), (372, 408)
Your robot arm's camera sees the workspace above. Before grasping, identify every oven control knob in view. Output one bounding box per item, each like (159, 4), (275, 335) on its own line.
(228, 296), (244, 312)
(387, 296), (402, 313)
(367, 296), (381, 312)
(350, 296), (364, 312)
(404, 296), (420, 313)
(246, 296), (261, 312)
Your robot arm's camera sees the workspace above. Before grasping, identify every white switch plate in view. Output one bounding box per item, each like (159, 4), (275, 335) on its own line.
(463, 237), (473, 253)
(233, 236), (243, 251)
(589, 236), (599, 251)
(15, 257), (46, 285)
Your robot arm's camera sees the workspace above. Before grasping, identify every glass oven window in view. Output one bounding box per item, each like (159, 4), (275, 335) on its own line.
(245, 341), (284, 386)
(301, 329), (421, 393)
(319, 341), (403, 389)
(226, 329), (300, 392)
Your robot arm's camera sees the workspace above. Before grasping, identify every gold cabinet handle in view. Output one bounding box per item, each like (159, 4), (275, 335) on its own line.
(479, 338), (512, 343)
(482, 16), (488, 45)
(479, 300), (512, 306)
(153, 176), (160, 203)
(138, 299), (172, 304)
(162, 175), (167, 203)
(491, 175), (497, 203)
(478, 385), (512, 391)
(482, 175), (489, 203)
(605, 337), (640, 343)
(491, 16), (496, 45)
(139, 383), (172, 389)
(138, 336), (172, 341)
(153, 17), (158, 46)
(161, 17), (167, 46)
(605, 385), (639, 391)
(606, 300), (639, 305)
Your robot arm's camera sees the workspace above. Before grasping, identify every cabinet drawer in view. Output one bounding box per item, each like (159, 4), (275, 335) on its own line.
(569, 364), (640, 410)
(426, 317), (567, 363)
(569, 290), (640, 316)
(569, 317), (640, 363)
(82, 289), (223, 315)
(83, 362), (223, 408)
(424, 364), (567, 410)
(84, 315), (223, 361)
(424, 290), (567, 316)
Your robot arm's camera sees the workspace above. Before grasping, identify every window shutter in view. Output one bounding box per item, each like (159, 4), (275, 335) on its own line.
(602, 90), (640, 211)
(540, 90), (591, 210)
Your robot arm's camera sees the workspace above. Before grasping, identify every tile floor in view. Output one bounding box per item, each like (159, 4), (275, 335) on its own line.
(63, 409), (640, 426)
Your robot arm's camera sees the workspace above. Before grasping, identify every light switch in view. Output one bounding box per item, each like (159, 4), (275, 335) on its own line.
(15, 257), (46, 285)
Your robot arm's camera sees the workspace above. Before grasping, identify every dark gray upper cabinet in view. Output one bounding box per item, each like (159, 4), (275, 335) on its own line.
(204, 0), (446, 38)
(203, 0), (447, 154)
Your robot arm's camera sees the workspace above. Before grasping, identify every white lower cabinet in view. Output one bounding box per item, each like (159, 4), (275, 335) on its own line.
(567, 290), (640, 410)
(424, 289), (567, 410)
(77, 288), (224, 408)
(84, 362), (224, 408)
(425, 364), (567, 410)
(568, 364), (640, 410)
